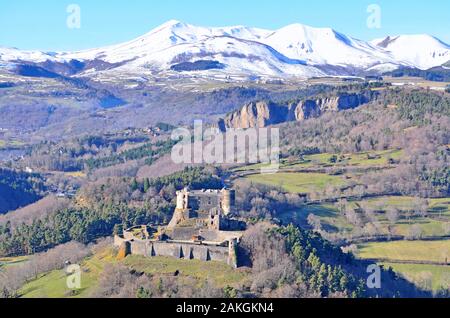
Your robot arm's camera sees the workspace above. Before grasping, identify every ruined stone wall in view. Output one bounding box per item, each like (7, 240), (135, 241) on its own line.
(218, 217), (246, 231)
(114, 235), (127, 247)
(188, 193), (220, 212)
(114, 236), (237, 267)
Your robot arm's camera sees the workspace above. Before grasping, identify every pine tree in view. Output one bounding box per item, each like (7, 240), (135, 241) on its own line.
(131, 178), (139, 191)
(143, 178), (150, 193)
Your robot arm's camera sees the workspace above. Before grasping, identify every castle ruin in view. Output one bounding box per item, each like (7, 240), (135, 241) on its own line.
(114, 188), (245, 268)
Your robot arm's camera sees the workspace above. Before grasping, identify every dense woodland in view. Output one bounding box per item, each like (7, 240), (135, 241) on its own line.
(238, 223), (428, 298)
(0, 169), (45, 214)
(386, 66), (450, 82)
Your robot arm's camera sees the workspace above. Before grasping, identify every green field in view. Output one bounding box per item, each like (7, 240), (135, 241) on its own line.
(245, 172), (346, 194)
(19, 268), (95, 298)
(429, 198), (450, 218)
(19, 248), (114, 298)
(19, 248), (249, 298)
(393, 219), (449, 238)
(356, 240), (450, 263)
(289, 149), (402, 168)
(234, 149), (404, 172)
(356, 240), (450, 292)
(381, 263), (450, 292)
(0, 256), (28, 269)
(365, 196), (450, 216)
(0, 139), (26, 149)
(276, 194), (450, 240)
(124, 255), (248, 288)
(278, 204), (354, 233)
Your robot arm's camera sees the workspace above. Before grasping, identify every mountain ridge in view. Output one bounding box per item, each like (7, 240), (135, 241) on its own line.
(1, 20), (449, 80)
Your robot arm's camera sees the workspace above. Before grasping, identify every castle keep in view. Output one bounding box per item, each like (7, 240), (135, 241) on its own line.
(114, 188), (245, 268)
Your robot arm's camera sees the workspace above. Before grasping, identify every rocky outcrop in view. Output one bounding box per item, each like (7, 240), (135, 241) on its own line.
(220, 93), (372, 130)
(220, 101), (289, 129)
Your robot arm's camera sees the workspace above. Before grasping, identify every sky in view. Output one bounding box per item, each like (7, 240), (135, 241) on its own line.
(0, 0), (449, 51)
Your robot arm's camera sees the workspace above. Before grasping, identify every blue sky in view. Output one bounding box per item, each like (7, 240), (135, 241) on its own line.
(1, 0), (449, 51)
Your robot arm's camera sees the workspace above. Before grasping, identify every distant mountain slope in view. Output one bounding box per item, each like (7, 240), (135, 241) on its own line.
(385, 65), (450, 82)
(0, 46), (57, 63)
(371, 35), (450, 70)
(1, 20), (450, 79)
(60, 20), (272, 64)
(115, 35), (325, 78)
(261, 24), (396, 68)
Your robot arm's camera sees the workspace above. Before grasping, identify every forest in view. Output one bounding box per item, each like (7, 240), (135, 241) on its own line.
(0, 169), (45, 214)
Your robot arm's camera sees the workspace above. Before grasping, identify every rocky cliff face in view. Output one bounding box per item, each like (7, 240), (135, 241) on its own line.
(220, 101), (289, 129)
(219, 93), (371, 130)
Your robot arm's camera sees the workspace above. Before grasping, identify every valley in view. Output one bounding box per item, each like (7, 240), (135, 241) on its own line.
(1, 80), (449, 298)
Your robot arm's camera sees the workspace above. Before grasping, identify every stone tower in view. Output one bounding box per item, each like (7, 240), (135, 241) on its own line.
(176, 187), (189, 210)
(227, 238), (238, 268)
(168, 188), (190, 230)
(221, 189), (235, 215)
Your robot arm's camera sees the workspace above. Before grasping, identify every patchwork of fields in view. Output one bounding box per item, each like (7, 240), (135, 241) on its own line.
(236, 149), (450, 293)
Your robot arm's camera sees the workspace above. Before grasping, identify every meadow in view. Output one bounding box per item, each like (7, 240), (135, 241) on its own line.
(0, 256), (28, 269)
(19, 247), (249, 298)
(245, 172), (346, 194)
(355, 240), (450, 293)
(380, 263), (450, 292)
(356, 240), (450, 263)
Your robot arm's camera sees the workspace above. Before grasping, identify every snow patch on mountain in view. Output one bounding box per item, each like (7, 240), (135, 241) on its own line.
(0, 46), (58, 63)
(371, 35), (450, 70)
(260, 24), (397, 68)
(115, 35), (325, 78)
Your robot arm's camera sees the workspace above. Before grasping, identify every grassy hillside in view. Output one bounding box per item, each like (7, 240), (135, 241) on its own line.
(279, 196), (450, 239)
(0, 256), (28, 269)
(19, 248), (113, 298)
(245, 172), (346, 194)
(3, 86), (449, 298)
(380, 263), (450, 292)
(234, 149), (403, 172)
(356, 240), (450, 263)
(19, 247), (249, 298)
(235, 145), (449, 243)
(355, 240), (450, 293)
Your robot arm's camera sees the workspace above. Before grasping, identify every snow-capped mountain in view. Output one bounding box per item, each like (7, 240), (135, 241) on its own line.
(61, 20), (273, 63)
(371, 35), (450, 70)
(119, 35), (325, 78)
(1, 20), (449, 80)
(57, 21), (323, 78)
(0, 46), (58, 63)
(260, 24), (397, 68)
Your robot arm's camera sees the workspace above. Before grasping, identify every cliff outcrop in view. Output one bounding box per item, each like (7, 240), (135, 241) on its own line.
(219, 92), (372, 130)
